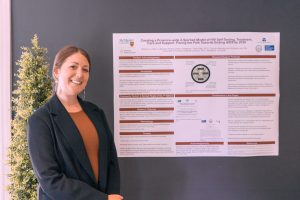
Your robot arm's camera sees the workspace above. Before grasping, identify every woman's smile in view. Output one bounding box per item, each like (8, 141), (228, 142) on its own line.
(70, 79), (82, 85)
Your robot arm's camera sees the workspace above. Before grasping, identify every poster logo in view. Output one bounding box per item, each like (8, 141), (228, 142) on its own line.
(255, 45), (262, 52)
(258, 37), (270, 44)
(119, 39), (134, 45)
(265, 45), (275, 51)
(201, 120), (206, 123)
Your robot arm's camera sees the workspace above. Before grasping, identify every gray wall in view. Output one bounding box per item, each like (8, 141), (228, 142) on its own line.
(12, 0), (300, 199)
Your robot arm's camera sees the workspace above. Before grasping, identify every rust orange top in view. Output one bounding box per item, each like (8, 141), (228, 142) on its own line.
(69, 110), (99, 182)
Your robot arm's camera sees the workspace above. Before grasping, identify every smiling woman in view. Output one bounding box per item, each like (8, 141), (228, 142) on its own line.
(53, 46), (91, 92)
(27, 46), (123, 200)
(53, 46), (91, 112)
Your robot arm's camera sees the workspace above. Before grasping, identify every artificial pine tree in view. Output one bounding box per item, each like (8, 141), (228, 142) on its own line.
(4, 35), (53, 200)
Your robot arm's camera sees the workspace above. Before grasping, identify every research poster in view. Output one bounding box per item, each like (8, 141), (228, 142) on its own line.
(113, 32), (280, 157)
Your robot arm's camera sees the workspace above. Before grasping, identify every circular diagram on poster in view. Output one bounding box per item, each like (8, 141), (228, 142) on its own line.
(191, 64), (210, 83)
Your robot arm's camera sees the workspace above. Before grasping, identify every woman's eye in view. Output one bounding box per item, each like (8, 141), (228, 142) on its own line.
(70, 65), (75, 69)
(84, 69), (89, 72)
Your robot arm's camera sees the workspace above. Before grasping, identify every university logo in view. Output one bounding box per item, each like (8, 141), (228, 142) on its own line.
(130, 42), (134, 47)
(119, 39), (134, 45)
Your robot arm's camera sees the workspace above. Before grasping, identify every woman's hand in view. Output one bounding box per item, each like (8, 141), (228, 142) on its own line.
(108, 194), (123, 200)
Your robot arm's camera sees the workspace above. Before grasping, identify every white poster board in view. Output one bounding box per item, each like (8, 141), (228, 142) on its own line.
(113, 32), (280, 157)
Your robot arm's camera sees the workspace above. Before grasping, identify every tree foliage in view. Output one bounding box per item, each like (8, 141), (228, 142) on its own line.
(4, 35), (53, 199)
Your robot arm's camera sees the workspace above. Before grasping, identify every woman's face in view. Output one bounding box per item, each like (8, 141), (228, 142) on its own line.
(54, 52), (90, 96)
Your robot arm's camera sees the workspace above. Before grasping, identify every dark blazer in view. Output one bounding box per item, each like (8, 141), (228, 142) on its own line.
(27, 93), (120, 200)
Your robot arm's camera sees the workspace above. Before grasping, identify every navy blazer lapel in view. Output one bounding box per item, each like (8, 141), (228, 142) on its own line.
(49, 94), (96, 184)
